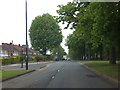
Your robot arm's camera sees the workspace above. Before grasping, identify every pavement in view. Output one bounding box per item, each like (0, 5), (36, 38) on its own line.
(2, 61), (53, 71)
(2, 61), (118, 88)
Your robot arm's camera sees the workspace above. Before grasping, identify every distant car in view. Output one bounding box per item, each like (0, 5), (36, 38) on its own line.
(54, 56), (58, 61)
(55, 58), (58, 61)
(62, 58), (67, 61)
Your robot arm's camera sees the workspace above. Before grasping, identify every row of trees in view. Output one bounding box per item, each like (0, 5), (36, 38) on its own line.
(56, 1), (120, 64)
(51, 45), (67, 60)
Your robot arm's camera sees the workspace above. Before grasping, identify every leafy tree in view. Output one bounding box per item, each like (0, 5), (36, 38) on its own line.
(29, 13), (63, 55)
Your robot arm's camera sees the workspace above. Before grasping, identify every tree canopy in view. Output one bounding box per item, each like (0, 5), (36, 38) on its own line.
(57, 2), (120, 64)
(29, 13), (63, 55)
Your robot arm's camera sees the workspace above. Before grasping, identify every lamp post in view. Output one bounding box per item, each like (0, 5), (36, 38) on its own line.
(25, 0), (28, 70)
(21, 47), (23, 68)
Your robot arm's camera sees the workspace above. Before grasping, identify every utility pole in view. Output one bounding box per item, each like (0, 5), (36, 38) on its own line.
(25, 0), (28, 70)
(11, 40), (13, 64)
(21, 46), (23, 68)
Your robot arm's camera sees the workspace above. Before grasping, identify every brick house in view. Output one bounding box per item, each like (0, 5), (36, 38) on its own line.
(0, 43), (37, 58)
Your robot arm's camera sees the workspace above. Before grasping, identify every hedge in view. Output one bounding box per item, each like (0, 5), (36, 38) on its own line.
(2, 56), (25, 65)
(2, 55), (52, 65)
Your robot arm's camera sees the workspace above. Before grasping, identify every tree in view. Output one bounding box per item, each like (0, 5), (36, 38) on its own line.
(29, 13), (63, 55)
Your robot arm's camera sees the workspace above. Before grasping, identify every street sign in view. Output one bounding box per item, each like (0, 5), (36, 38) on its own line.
(22, 45), (27, 48)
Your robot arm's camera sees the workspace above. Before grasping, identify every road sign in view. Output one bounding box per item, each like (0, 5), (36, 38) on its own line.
(22, 45), (27, 48)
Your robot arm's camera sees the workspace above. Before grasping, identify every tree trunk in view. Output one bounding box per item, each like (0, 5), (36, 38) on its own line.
(94, 53), (98, 60)
(99, 43), (103, 60)
(42, 48), (47, 55)
(109, 46), (116, 64)
(83, 42), (86, 60)
(107, 50), (110, 60)
(88, 47), (91, 60)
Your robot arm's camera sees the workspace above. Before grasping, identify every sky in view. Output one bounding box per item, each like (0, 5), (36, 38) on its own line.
(0, 0), (73, 53)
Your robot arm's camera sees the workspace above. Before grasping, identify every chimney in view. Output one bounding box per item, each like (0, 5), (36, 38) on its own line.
(10, 41), (13, 45)
(18, 44), (20, 46)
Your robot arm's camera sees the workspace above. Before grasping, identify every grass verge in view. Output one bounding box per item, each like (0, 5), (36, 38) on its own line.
(81, 60), (119, 80)
(1, 70), (33, 80)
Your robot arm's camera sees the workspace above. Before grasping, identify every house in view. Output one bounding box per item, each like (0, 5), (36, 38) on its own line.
(0, 45), (3, 58)
(0, 42), (37, 58)
(2, 43), (14, 57)
(0, 44), (9, 58)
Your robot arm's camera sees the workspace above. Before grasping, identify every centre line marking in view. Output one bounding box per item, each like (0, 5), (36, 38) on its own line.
(52, 76), (55, 79)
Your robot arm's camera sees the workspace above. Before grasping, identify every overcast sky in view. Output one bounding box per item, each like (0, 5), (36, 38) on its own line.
(0, 0), (74, 53)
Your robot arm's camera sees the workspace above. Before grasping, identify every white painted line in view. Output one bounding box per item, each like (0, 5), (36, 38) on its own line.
(52, 76), (55, 79)
(79, 62), (84, 65)
(46, 64), (50, 67)
(37, 66), (47, 71)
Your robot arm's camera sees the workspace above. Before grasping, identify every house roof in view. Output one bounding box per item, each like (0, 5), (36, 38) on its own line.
(13, 45), (23, 52)
(2, 43), (13, 51)
(1, 43), (35, 53)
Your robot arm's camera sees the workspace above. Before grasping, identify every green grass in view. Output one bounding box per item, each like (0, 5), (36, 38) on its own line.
(0, 71), (2, 80)
(1, 70), (32, 80)
(82, 60), (119, 80)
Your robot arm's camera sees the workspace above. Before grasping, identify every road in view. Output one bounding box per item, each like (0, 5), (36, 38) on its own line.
(2, 61), (117, 88)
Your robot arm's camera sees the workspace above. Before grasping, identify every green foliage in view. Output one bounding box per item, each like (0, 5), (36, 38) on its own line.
(35, 55), (44, 62)
(2, 58), (12, 65)
(57, 2), (120, 63)
(19, 56), (25, 62)
(2, 56), (25, 65)
(34, 55), (52, 62)
(29, 13), (63, 55)
(44, 55), (52, 61)
(51, 45), (66, 60)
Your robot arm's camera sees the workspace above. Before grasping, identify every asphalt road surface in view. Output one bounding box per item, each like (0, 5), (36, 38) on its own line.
(2, 61), (117, 88)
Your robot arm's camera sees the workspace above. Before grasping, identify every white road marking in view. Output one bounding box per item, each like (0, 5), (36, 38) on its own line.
(79, 62), (84, 65)
(37, 66), (47, 71)
(52, 76), (55, 79)
(47, 64), (50, 67)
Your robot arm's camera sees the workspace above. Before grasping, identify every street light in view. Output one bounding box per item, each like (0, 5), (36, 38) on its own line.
(21, 47), (23, 68)
(25, 0), (28, 70)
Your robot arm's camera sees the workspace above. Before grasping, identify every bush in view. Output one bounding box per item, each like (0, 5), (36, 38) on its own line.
(2, 55), (52, 65)
(2, 56), (25, 65)
(28, 56), (35, 62)
(35, 55), (45, 62)
(44, 55), (52, 61)
(2, 58), (12, 65)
